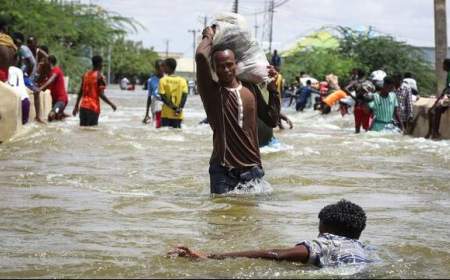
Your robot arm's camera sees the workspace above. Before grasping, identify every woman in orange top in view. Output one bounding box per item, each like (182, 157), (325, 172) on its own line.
(321, 90), (349, 115)
(73, 55), (116, 126)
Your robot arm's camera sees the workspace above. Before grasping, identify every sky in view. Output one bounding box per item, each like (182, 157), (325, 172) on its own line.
(83, 0), (450, 58)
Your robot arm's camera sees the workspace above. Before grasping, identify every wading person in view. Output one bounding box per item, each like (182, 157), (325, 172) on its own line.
(38, 55), (69, 121)
(368, 76), (403, 132)
(0, 17), (17, 82)
(169, 200), (371, 268)
(426, 59), (450, 140)
(72, 55), (117, 126)
(393, 73), (413, 131)
(345, 69), (374, 133)
(143, 59), (165, 128)
(196, 26), (280, 195)
(158, 58), (188, 129)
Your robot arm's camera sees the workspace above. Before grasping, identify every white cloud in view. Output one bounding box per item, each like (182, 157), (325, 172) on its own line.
(85, 0), (449, 57)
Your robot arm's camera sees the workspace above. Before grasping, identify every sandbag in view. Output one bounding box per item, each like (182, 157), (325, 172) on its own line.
(0, 81), (22, 143)
(212, 12), (270, 84)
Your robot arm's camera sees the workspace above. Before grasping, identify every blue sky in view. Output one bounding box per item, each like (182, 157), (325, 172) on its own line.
(84, 0), (450, 57)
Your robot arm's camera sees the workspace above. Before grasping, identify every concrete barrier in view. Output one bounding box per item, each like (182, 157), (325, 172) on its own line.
(27, 89), (52, 122)
(0, 81), (23, 143)
(410, 97), (450, 139)
(0, 81), (52, 143)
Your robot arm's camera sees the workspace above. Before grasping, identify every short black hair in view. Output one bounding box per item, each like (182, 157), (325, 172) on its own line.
(356, 68), (366, 79)
(92, 55), (103, 68)
(48, 55), (57, 65)
(319, 200), (366, 239)
(306, 80), (312, 85)
(392, 73), (403, 83)
(383, 76), (395, 86)
(164, 58), (177, 72)
(404, 72), (413, 78)
(444, 58), (450, 71)
(12, 32), (25, 43)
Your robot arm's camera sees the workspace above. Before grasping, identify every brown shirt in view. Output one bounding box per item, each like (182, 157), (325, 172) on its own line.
(195, 36), (280, 170)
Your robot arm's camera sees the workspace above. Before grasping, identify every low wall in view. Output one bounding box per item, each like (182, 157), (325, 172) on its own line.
(0, 81), (52, 143)
(0, 82), (22, 143)
(410, 97), (450, 139)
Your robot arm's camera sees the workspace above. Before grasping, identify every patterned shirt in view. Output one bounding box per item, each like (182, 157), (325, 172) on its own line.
(395, 83), (413, 123)
(369, 92), (399, 131)
(297, 233), (370, 268)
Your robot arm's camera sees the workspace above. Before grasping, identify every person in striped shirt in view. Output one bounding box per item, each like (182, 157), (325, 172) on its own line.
(368, 76), (404, 132)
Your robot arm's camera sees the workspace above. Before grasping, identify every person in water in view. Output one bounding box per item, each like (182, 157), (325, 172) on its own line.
(143, 59), (165, 128)
(158, 58), (188, 129)
(169, 200), (370, 268)
(426, 58), (450, 139)
(196, 26), (280, 195)
(73, 55), (117, 126)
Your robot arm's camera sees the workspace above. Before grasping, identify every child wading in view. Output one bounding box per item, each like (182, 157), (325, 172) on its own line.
(73, 55), (117, 126)
(168, 200), (371, 268)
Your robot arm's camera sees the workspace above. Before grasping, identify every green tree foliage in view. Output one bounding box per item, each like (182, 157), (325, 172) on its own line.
(0, 0), (158, 92)
(282, 27), (436, 94)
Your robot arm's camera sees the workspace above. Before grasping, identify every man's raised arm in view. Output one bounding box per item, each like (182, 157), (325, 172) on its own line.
(195, 27), (216, 102)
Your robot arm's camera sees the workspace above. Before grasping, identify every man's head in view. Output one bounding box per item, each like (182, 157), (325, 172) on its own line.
(306, 79), (312, 86)
(154, 59), (165, 76)
(443, 58), (450, 72)
(392, 73), (403, 88)
(321, 103), (331, 114)
(211, 47), (237, 85)
(318, 200), (366, 239)
(164, 58), (177, 74)
(381, 76), (395, 95)
(92, 55), (103, 70)
(48, 55), (57, 66)
(273, 49), (278, 55)
(27, 36), (38, 50)
(12, 32), (25, 47)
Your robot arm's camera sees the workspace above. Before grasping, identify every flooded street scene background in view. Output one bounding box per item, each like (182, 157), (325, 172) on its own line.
(0, 88), (449, 278)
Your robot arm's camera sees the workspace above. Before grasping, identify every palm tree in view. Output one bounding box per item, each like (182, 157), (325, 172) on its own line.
(434, 0), (447, 94)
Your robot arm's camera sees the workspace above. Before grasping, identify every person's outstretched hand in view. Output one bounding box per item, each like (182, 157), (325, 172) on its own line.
(167, 246), (207, 259)
(143, 115), (151, 124)
(72, 105), (79, 117)
(111, 103), (117, 112)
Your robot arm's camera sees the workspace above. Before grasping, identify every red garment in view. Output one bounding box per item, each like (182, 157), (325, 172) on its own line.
(48, 66), (68, 105)
(0, 68), (8, 82)
(155, 111), (162, 128)
(80, 70), (106, 114)
(354, 104), (372, 131)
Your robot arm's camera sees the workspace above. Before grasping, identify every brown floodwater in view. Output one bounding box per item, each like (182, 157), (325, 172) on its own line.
(0, 87), (449, 278)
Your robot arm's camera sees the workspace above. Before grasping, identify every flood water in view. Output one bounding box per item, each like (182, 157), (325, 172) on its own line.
(0, 87), (449, 278)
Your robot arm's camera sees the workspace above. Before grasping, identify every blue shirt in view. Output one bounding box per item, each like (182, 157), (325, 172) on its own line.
(296, 86), (314, 104)
(147, 75), (161, 98)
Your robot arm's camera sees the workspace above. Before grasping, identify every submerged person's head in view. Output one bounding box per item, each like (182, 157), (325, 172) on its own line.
(211, 46), (237, 86)
(321, 103), (331, 114)
(92, 55), (103, 70)
(164, 58), (177, 75)
(318, 200), (366, 239)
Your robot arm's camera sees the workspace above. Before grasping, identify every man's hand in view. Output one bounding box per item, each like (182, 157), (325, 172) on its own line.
(72, 105), (79, 117)
(175, 108), (182, 116)
(167, 246), (207, 259)
(202, 26), (215, 39)
(267, 65), (279, 93)
(111, 103), (117, 111)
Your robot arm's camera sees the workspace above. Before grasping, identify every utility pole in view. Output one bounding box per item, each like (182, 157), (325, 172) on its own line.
(165, 39), (170, 58)
(232, 0), (238, 13)
(434, 0), (448, 94)
(268, 0), (274, 54)
(204, 16), (208, 28)
(188, 29), (200, 76)
(254, 12), (259, 40)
